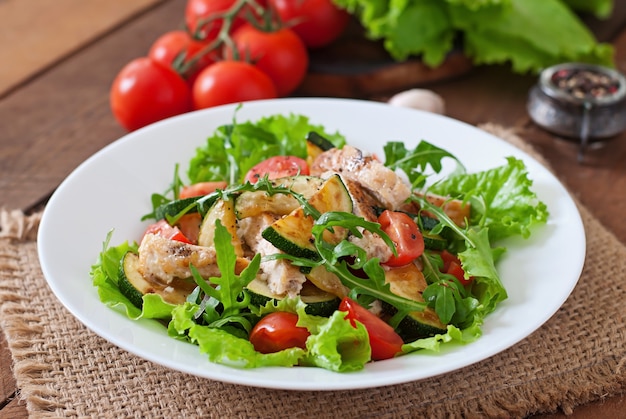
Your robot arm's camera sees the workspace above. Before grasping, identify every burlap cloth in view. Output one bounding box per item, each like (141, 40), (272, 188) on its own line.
(1, 125), (625, 419)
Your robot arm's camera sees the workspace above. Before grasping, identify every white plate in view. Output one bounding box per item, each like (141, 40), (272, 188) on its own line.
(38, 98), (585, 391)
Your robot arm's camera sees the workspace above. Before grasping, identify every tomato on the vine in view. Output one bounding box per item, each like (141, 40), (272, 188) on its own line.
(244, 155), (310, 184)
(185, 0), (265, 41)
(268, 0), (350, 48)
(192, 60), (277, 110)
(378, 210), (424, 267)
(110, 57), (192, 131)
(228, 24), (309, 96)
(339, 297), (404, 361)
(249, 312), (310, 354)
(148, 30), (216, 84)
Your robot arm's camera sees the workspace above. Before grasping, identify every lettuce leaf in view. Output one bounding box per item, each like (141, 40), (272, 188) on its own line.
(428, 157), (549, 242)
(332, 0), (614, 73)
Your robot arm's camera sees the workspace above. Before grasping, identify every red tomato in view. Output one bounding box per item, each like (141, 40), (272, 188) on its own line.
(249, 312), (310, 354)
(268, 0), (350, 48)
(192, 61), (277, 110)
(175, 213), (202, 244)
(440, 250), (473, 285)
(185, 0), (265, 41)
(143, 219), (192, 244)
(228, 25), (308, 96)
(148, 30), (216, 83)
(378, 210), (424, 267)
(244, 155), (310, 184)
(110, 57), (192, 131)
(339, 297), (404, 361)
(179, 181), (228, 199)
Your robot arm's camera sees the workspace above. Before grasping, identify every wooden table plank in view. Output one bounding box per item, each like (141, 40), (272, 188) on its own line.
(0, 0), (164, 97)
(0, 0), (184, 212)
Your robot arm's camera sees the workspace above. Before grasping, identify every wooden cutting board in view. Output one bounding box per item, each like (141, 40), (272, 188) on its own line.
(297, 19), (473, 98)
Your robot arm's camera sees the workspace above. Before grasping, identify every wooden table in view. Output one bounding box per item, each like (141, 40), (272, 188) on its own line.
(1, 1), (625, 417)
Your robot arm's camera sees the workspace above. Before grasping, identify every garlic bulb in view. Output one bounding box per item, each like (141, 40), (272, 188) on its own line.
(387, 89), (446, 114)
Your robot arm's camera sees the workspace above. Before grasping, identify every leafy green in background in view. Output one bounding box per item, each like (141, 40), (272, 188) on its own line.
(333, 0), (614, 73)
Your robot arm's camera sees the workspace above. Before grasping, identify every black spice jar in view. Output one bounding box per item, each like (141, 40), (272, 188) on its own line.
(527, 62), (626, 161)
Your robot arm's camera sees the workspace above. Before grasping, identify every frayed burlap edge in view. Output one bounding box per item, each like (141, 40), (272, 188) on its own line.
(0, 209), (62, 414)
(1, 126), (625, 418)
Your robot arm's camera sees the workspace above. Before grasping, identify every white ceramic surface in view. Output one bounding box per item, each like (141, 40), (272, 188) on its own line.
(38, 98), (585, 391)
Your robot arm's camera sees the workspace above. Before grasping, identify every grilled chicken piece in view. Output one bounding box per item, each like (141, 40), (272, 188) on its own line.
(422, 193), (471, 227)
(238, 213), (307, 297)
(137, 233), (248, 284)
(310, 145), (411, 210)
(341, 178), (393, 263)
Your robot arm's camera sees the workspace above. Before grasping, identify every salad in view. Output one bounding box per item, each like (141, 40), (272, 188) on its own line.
(90, 111), (548, 372)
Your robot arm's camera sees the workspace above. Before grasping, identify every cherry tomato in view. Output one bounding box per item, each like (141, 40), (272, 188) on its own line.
(244, 155), (310, 184)
(378, 210), (424, 267)
(440, 250), (473, 285)
(268, 0), (350, 48)
(185, 0), (265, 41)
(228, 24), (309, 96)
(179, 181), (228, 199)
(175, 213), (202, 244)
(339, 297), (404, 361)
(143, 219), (192, 244)
(148, 30), (216, 84)
(249, 312), (310, 354)
(192, 61), (277, 110)
(110, 57), (192, 131)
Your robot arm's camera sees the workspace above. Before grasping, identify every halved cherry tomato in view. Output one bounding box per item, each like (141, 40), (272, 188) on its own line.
(143, 219), (192, 244)
(179, 181), (228, 199)
(440, 250), (473, 285)
(339, 297), (404, 361)
(249, 312), (310, 354)
(175, 213), (202, 244)
(378, 210), (424, 267)
(244, 155), (309, 184)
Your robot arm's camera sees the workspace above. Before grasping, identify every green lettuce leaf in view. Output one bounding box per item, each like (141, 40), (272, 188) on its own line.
(332, 0), (615, 72)
(428, 157), (549, 242)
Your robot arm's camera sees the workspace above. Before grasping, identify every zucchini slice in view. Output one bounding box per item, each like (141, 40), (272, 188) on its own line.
(154, 196), (201, 220)
(198, 197), (244, 256)
(305, 265), (349, 298)
(422, 232), (448, 250)
(246, 278), (340, 317)
(261, 174), (352, 259)
(234, 176), (325, 219)
(118, 252), (195, 308)
(306, 131), (335, 166)
(382, 263), (447, 341)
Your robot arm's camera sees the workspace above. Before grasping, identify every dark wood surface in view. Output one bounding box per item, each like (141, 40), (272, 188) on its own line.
(2, 1), (626, 417)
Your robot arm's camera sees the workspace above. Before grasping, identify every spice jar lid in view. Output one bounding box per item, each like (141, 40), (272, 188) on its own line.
(539, 62), (626, 106)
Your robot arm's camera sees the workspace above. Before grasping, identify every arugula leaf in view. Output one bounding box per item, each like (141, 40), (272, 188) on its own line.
(383, 140), (464, 188)
(188, 220), (261, 332)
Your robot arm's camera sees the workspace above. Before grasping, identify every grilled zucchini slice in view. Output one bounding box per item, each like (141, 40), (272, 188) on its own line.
(261, 174), (352, 259)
